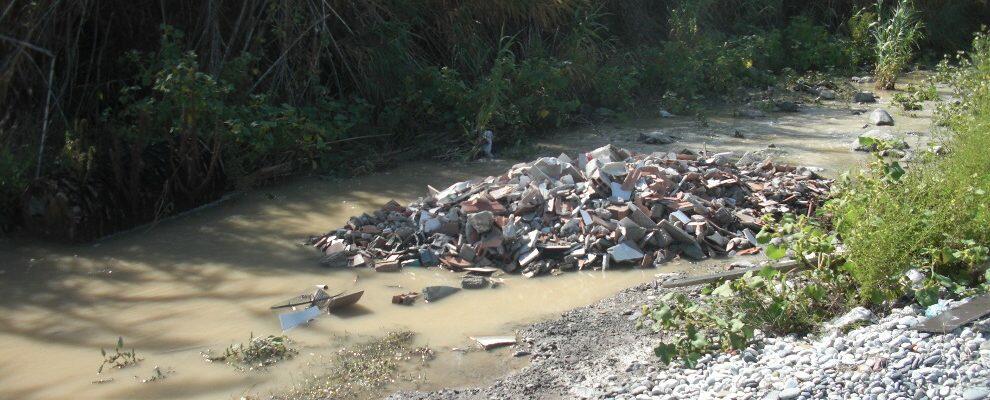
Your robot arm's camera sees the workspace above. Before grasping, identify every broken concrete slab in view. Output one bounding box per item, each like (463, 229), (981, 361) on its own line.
(607, 241), (646, 263)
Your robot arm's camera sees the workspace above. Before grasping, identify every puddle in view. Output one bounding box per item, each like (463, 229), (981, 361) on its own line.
(0, 78), (937, 399)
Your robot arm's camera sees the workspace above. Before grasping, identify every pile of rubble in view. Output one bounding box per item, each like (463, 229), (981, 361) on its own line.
(308, 145), (831, 280)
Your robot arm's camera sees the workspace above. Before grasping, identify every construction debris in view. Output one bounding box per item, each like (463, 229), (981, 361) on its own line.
(309, 145), (832, 279)
(391, 292), (419, 305)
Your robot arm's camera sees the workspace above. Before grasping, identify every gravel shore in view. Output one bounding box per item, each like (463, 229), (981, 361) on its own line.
(389, 281), (990, 400)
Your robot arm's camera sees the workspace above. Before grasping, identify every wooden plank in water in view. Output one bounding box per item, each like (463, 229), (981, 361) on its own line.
(661, 260), (804, 288)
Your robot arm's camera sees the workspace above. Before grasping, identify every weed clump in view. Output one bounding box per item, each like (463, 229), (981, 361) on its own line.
(273, 331), (429, 400)
(98, 337), (142, 373)
(203, 334), (297, 371)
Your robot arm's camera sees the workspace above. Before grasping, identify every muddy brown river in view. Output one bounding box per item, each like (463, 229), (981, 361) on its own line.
(0, 79), (937, 400)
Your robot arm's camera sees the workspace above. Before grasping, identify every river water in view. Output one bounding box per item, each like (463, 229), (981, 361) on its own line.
(0, 81), (936, 400)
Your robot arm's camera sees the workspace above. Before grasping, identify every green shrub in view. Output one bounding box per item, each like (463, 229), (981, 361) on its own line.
(0, 148), (30, 231)
(783, 16), (850, 72)
(828, 31), (990, 303)
(848, 8), (878, 68)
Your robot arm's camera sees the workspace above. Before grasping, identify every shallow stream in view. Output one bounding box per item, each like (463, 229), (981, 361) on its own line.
(0, 78), (937, 400)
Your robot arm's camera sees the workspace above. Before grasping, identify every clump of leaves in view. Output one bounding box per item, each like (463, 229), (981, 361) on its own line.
(892, 82), (939, 111)
(203, 334), (297, 370)
(98, 337), (142, 373)
(137, 366), (173, 383)
(273, 331), (428, 400)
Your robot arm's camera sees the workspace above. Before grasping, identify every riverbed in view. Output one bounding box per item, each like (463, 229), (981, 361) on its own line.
(0, 77), (937, 400)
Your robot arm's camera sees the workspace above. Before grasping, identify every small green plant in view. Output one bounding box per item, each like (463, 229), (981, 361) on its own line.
(203, 334), (297, 370)
(98, 337), (142, 373)
(639, 292), (754, 367)
(892, 82), (940, 110)
(872, 0), (924, 90)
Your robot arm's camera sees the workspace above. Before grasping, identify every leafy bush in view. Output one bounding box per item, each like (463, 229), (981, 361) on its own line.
(783, 16), (850, 72)
(848, 8), (878, 68)
(641, 213), (855, 366)
(828, 31), (990, 303)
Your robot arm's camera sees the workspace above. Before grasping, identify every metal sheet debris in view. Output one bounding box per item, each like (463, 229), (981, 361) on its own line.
(914, 294), (990, 334)
(278, 306), (321, 331)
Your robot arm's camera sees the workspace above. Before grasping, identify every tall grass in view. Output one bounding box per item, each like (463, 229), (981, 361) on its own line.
(872, 0), (924, 90)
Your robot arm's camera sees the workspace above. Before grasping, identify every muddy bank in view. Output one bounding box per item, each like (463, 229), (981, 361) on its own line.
(389, 280), (678, 400)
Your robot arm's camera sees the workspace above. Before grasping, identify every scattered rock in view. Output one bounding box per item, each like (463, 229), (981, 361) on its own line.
(824, 306), (873, 331)
(854, 91), (877, 103)
(461, 275), (490, 289)
(870, 109), (895, 126)
(774, 101), (799, 112)
(638, 131), (678, 145)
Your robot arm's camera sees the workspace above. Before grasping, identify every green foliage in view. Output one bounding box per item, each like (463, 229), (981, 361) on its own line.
(783, 17), (850, 72)
(848, 8), (878, 67)
(0, 148), (30, 231)
(642, 213), (855, 366)
(639, 292), (754, 367)
(892, 81), (939, 111)
(873, 0), (924, 89)
(828, 31), (990, 304)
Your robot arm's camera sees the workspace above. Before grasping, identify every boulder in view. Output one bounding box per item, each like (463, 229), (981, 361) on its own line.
(870, 109), (895, 126)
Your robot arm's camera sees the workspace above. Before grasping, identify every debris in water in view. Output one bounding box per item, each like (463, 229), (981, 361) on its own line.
(278, 306), (321, 331)
(422, 286), (460, 302)
(391, 292), (419, 305)
(271, 287), (363, 313)
(308, 145), (832, 278)
(471, 335), (517, 350)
